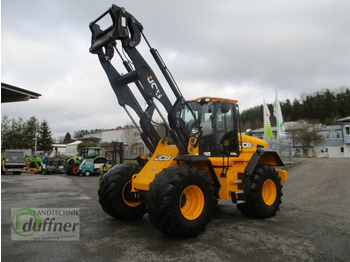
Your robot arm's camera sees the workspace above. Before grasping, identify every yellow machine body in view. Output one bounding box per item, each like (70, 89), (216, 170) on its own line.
(132, 134), (287, 201)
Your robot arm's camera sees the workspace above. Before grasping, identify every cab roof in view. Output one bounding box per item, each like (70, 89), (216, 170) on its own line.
(187, 97), (238, 105)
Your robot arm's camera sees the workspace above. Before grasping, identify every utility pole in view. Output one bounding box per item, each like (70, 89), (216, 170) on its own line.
(34, 121), (39, 155)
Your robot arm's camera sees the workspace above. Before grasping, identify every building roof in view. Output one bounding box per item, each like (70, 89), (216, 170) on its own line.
(337, 116), (350, 123)
(52, 144), (67, 148)
(67, 141), (82, 146)
(1, 82), (41, 103)
(319, 139), (344, 147)
(321, 125), (342, 131)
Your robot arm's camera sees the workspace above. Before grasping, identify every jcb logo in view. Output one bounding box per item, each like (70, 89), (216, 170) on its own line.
(147, 75), (162, 99)
(154, 155), (172, 161)
(241, 142), (252, 148)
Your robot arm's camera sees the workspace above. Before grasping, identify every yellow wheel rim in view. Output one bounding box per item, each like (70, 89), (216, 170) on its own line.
(262, 179), (277, 206)
(122, 181), (141, 207)
(179, 185), (205, 220)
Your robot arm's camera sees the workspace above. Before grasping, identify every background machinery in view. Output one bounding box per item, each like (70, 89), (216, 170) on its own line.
(64, 156), (81, 176)
(2, 150), (26, 175)
(90, 5), (287, 238)
(78, 156), (108, 177)
(64, 147), (100, 176)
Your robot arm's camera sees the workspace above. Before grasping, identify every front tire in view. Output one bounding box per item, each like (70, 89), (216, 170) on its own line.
(147, 166), (215, 238)
(237, 165), (282, 218)
(98, 163), (146, 220)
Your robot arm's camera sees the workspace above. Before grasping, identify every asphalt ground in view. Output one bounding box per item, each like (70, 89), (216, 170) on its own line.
(2, 158), (350, 261)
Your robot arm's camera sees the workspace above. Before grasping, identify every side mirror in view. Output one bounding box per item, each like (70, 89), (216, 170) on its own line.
(220, 101), (230, 114)
(245, 129), (252, 136)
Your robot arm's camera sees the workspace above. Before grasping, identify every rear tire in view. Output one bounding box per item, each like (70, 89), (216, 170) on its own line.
(147, 166), (215, 238)
(98, 163), (146, 220)
(237, 165), (282, 218)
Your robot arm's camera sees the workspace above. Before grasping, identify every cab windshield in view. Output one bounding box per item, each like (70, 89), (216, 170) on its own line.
(181, 99), (239, 156)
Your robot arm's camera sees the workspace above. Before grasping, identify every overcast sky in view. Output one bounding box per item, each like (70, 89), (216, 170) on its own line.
(2, 0), (350, 140)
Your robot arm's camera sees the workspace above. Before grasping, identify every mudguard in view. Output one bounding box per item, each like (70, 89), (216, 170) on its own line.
(245, 148), (284, 176)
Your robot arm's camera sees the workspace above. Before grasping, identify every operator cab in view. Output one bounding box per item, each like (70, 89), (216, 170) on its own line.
(181, 97), (240, 157)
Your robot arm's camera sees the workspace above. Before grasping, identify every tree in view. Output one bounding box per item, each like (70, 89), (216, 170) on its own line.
(281, 99), (292, 121)
(74, 130), (86, 138)
(37, 120), (54, 152)
(22, 116), (38, 149)
(296, 125), (324, 157)
(240, 88), (350, 128)
(292, 98), (302, 121)
(1, 115), (36, 150)
(322, 89), (336, 123)
(1, 115), (11, 149)
(63, 132), (73, 144)
(336, 88), (350, 118)
(8, 117), (25, 149)
(241, 105), (264, 130)
(1, 116), (54, 152)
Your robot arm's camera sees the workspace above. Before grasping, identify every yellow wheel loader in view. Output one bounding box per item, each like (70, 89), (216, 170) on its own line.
(89, 5), (287, 238)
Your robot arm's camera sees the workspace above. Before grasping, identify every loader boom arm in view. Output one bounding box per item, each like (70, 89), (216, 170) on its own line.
(89, 5), (189, 154)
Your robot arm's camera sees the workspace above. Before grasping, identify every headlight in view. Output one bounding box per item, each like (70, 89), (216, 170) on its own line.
(191, 127), (200, 135)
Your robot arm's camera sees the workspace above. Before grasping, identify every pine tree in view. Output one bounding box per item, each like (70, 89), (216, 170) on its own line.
(1, 116), (25, 149)
(1, 115), (11, 149)
(37, 120), (54, 151)
(240, 88), (350, 128)
(22, 116), (38, 150)
(281, 99), (292, 121)
(63, 132), (73, 144)
(292, 99), (302, 121)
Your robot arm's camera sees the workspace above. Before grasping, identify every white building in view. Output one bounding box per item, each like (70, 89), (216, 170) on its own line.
(52, 144), (67, 156)
(316, 125), (344, 158)
(80, 126), (146, 156)
(337, 116), (350, 157)
(65, 141), (82, 157)
(81, 126), (141, 143)
(252, 119), (350, 158)
(101, 128), (133, 143)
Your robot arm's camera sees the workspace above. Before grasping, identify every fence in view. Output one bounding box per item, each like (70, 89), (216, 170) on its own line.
(268, 140), (293, 165)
